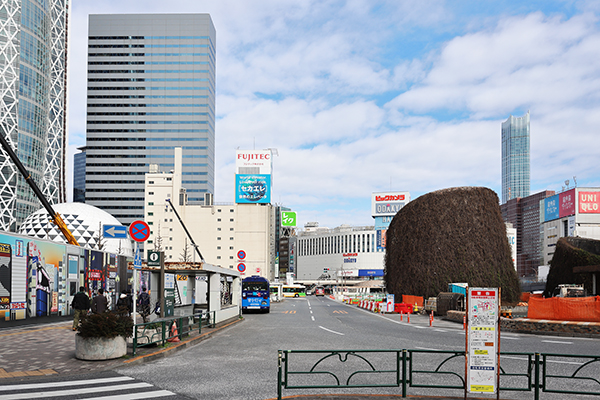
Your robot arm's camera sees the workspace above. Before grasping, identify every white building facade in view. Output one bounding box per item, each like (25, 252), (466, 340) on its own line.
(296, 225), (385, 281)
(144, 148), (277, 281)
(541, 187), (600, 266)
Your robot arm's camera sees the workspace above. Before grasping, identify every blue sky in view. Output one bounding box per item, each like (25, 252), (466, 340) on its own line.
(67, 0), (600, 229)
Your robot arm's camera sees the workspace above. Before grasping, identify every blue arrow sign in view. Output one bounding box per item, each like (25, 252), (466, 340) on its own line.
(134, 244), (142, 270)
(103, 224), (127, 239)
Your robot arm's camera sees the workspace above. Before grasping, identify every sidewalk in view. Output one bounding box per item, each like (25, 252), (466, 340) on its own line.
(0, 314), (241, 380)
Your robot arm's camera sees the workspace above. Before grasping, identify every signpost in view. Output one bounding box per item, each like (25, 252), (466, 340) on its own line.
(128, 220), (150, 334)
(466, 287), (500, 395)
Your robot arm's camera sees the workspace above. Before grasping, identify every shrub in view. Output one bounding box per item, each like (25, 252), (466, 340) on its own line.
(78, 310), (134, 339)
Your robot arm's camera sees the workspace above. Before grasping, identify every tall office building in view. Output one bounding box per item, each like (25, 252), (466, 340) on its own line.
(0, 0), (69, 231)
(73, 147), (86, 203)
(501, 111), (530, 204)
(85, 14), (216, 226)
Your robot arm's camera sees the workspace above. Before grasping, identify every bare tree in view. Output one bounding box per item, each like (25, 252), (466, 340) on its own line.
(179, 238), (192, 262)
(95, 222), (106, 251)
(153, 221), (163, 251)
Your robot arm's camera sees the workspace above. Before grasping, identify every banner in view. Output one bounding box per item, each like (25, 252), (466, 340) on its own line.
(235, 174), (271, 204)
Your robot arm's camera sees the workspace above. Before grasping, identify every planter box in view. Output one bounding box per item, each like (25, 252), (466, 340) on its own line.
(75, 334), (127, 360)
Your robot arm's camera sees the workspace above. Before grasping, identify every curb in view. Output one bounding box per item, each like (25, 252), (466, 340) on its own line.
(120, 317), (244, 367)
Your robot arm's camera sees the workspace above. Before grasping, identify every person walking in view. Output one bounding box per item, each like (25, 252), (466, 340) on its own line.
(116, 289), (133, 315)
(71, 286), (90, 331)
(137, 286), (151, 323)
(91, 288), (108, 314)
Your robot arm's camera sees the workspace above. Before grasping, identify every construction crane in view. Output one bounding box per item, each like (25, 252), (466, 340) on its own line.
(0, 127), (80, 246)
(166, 198), (204, 262)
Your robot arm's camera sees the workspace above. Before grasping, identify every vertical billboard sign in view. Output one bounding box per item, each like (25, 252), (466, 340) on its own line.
(281, 211), (297, 227)
(236, 174), (271, 204)
(579, 191), (600, 213)
(559, 189), (575, 218)
(544, 195), (559, 221)
(467, 288), (499, 394)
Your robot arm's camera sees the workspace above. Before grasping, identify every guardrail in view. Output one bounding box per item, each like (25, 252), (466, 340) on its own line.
(132, 311), (215, 356)
(277, 349), (600, 399)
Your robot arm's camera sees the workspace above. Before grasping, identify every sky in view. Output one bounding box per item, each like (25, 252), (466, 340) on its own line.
(66, 0), (600, 229)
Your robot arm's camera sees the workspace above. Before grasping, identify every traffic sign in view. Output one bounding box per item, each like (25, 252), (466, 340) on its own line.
(237, 250), (246, 260)
(134, 244), (142, 270)
(129, 220), (150, 242)
(103, 224), (127, 239)
(237, 263), (246, 273)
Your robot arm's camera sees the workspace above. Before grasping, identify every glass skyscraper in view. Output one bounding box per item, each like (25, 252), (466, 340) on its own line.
(501, 111), (530, 204)
(85, 14), (216, 226)
(0, 0), (69, 231)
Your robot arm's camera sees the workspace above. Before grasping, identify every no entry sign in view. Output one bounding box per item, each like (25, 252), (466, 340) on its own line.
(129, 220), (150, 242)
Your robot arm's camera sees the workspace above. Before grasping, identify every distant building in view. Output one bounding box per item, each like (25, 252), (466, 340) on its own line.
(540, 187), (600, 266)
(85, 14), (216, 226)
(73, 147), (86, 203)
(502, 111), (530, 204)
(501, 190), (555, 277)
(145, 148), (278, 281)
(296, 223), (385, 281)
(0, 1), (69, 231)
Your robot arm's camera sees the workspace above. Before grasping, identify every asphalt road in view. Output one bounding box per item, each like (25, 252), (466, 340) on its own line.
(109, 297), (600, 400)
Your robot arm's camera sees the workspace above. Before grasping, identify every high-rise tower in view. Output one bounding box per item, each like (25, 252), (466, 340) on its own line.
(85, 14), (216, 226)
(501, 111), (530, 204)
(0, 0), (69, 231)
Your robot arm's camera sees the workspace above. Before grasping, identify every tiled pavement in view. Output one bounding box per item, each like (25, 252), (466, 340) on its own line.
(0, 315), (241, 380)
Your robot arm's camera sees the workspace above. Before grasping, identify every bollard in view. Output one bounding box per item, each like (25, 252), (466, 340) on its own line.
(429, 311), (433, 327)
(463, 315), (466, 330)
(407, 313), (410, 323)
(400, 312), (403, 322)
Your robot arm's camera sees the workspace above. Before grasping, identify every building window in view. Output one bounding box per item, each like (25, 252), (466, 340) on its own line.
(147, 212), (153, 216)
(217, 218), (221, 222)
(148, 202), (154, 206)
(230, 228), (234, 231)
(218, 209), (221, 212)
(230, 218), (234, 222)
(229, 256), (234, 259)
(148, 192), (154, 195)
(217, 227), (221, 231)
(217, 256), (221, 259)
(217, 237), (221, 240)
(229, 246), (234, 250)
(217, 246), (221, 250)
(230, 237), (234, 240)
(149, 181), (154, 184)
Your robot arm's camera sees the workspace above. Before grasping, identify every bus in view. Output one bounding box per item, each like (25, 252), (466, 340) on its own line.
(242, 276), (270, 313)
(282, 284), (306, 298)
(315, 286), (325, 296)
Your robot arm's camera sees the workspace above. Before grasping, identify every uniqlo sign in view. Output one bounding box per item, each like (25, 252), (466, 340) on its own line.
(579, 191), (600, 214)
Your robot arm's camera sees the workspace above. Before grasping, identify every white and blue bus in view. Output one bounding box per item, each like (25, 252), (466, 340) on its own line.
(242, 276), (270, 313)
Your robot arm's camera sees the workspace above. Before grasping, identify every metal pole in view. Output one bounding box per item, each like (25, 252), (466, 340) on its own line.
(132, 242), (138, 337)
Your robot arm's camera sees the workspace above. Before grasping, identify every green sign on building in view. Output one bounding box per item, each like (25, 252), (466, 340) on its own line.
(281, 211), (296, 227)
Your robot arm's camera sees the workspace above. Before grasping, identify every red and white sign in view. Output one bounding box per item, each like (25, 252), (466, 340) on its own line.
(371, 191), (410, 217)
(343, 253), (358, 257)
(559, 189), (575, 217)
(579, 191), (600, 214)
(236, 150), (272, 174)
(90, 270), (102, 280)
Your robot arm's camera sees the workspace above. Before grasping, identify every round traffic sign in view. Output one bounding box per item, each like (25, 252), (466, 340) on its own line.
(129, 220), (150, 242)
(237, 250), (246, 260)
(237, 263), (246, 273)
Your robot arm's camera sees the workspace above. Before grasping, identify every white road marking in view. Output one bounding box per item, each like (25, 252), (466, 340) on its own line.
(319, 325), (345, 335)
(542, 340), (573, 344)
(0, 377), (135, 391)
(311, 316), (315, 321)
(500, 336), (519, 340)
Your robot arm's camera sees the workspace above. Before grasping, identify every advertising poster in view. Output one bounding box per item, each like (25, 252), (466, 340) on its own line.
(235, 174), (271, 204)
(544, 195), (559, 221)
(467, 288), (499, 394)
(0, 243), (11, 314)
(579, 191), (600, 213)
(559, 189), (576, 218)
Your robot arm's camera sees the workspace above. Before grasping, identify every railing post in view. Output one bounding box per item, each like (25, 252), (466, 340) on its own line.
(402, 349), (407, 398)
(277, 350), (283, 400)
(534, 352), (540, 400)
(132, 323), (138, 356)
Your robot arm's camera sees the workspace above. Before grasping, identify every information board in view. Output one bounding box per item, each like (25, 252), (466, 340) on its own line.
(467, 288), (499, 394)
(164, 273), (175, 317)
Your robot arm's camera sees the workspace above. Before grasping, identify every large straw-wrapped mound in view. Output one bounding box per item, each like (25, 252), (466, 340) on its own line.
(544, 237), (600, 297)
(384, 187), (521, 303)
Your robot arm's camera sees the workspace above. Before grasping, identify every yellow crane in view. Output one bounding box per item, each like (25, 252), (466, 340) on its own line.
(0, 127), (79, 246)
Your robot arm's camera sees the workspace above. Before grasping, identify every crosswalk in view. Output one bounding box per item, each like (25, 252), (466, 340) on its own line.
(0, 375), (177, 400)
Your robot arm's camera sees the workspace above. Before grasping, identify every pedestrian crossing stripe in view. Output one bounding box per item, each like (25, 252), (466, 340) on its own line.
(0, 376), (176, 400)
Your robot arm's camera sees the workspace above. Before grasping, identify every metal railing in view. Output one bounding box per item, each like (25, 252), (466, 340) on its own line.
(132, 311), (215, 356)
(277, 349), (600, 399)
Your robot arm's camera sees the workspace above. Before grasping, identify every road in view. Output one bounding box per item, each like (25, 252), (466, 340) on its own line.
(116, 296), (600, 399)
(2, 297), (598, 399)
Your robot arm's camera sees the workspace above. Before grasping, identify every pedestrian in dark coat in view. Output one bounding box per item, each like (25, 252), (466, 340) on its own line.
(116, 289), (133, 315)
(71, 286), (90, 331)
(91, 288), (108, 314)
